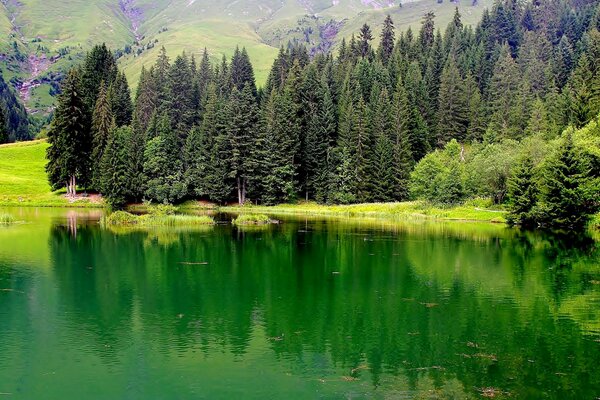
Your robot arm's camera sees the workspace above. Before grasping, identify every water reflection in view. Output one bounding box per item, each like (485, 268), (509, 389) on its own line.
(0, 210), (599, 399)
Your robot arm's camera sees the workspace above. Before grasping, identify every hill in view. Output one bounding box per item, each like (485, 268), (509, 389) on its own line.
(0, 0), (491, 121)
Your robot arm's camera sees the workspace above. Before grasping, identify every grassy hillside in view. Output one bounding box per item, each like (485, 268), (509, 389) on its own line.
(0, 140), (98, 206)
(1, 0), (490, 115)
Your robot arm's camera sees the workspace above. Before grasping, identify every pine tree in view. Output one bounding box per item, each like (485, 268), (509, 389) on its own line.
(230, 47), (257, 97)
(391, 77), (414, 200)
(507, 154), (538, 227)
(369, 88), (395, 202)
(487, 46), (523, 140)
(143, 112), (186, 204)
(538, 130), (596, 229)
(525, 97), (551, 137)
(436, 57), (469, 146)
(0, 106), (7, 144)
(419, 11), (436, 52)
(90, 84), (114, 190)
(378, 15), (395, 64)
(358, 24), (373, 59)
(154, 46), (171, 112)
(226, 85), (260, 204)
(168, 53), (196, 132)
(80, 43), (117, 111)
(99, 126), (133, 208)
(46, 69), (91, 196)
(554, 35), (574, 88)
(132, 66), (157, 135)
(566, 54), (593, 128)
(108, 71), (133, 127)
(255, 90), (298, 205)
(465, 73), (486, 142)
(197, 48), (214, 101)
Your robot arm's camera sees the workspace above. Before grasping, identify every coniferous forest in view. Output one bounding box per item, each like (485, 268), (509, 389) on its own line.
(46, 0), (600, 230)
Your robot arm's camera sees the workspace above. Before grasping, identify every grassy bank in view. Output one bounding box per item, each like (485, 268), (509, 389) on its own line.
(221, 201), (508, 223)
(0, 140), (101, 208)
(102, 211), (214, 227)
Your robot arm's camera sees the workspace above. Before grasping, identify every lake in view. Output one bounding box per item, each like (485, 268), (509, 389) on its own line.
(0, 208), (599, 399)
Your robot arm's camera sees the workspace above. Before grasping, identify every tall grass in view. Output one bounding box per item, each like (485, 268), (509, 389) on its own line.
(232, 214), (271, 225)
(103, 211), (214, 227)
(0, 213), (15, 224)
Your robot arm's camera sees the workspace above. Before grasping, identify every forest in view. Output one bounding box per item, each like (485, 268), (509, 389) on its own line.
(44, 0), (600, 230)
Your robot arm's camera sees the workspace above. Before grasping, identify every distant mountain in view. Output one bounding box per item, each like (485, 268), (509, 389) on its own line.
(0, 0), (490, 122)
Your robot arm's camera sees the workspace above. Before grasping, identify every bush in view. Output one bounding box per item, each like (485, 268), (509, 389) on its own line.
(103, 211), (138, 226)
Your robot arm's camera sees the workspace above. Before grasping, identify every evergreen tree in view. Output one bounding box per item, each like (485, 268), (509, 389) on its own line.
(168, 53), (196, 132)
(436, 57), (469, 146)
(90, 84), (114, 190)
(537, 130), (597, 229)
(230, 47), (257, 97)
(507, 154), (538, 227)
(391, 77), (414, 200)
(197, 48), (214, 100)
(369, 88), (395, 201)
(99, 126), (132, 208)
(226, 85), (259, 204)
(358, 24), (373, 59)
(46, 69), (91, 196)
(419, 11), (436, 52)
(554, 35), (574, 88)
(378, 15), (395, 64)
(80, 43), (117, 111)
(0, 106), (7, 144)
(143, 112), (186, 203)
(566, 54), (594, 128)
(132, 66), (157, 135)
(108, 71), (133, 127)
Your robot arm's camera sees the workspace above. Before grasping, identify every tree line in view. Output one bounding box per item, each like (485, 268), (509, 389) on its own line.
(46, 0), (600, 229)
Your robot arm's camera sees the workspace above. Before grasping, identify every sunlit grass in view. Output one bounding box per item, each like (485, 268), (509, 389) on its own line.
(0, 213), (15, 224)
(222, 201), (507, 223)
(232, 213), (271, 225)
(102, 211), (214, 227)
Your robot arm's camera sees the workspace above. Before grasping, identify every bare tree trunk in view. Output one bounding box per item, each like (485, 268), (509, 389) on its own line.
(72, 175), (77, 196)
(242, 179), (247, 204)
(237, 177), (242, 205)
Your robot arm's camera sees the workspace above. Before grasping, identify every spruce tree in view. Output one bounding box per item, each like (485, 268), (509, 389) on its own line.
(358, 24), (373, 59)
(90, 84), (114, 190)
(230, 47), (257, 97)
(369, 88), (395, 202)
(507, 154), (538, 227)
(108, 71), (133, 127)
(99, 126), (132, 208)
(436, 57), (469, 146)
(554, 35), (574, 88)
(566, 54), (593, 128)
(226, 85), (260, 204)
(80, 43), (117, 111)
(391, 77), (414, 200)
(168, 53), (196, 132)
(538, 130), (597, 229)
(132, 66), (158, 135)
(46, 69), (91, 196)
(378, 15), (395, 65)
(419, 11), (436, 52)
(0, 106), (7, 144)
(143, 112), (186, 204)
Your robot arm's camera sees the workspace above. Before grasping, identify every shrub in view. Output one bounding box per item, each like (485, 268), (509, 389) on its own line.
(232, 214), (271, 225)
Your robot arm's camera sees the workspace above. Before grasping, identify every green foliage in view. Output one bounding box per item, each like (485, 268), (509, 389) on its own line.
(99, 126), (133, 209)
(103, 210), (214, 227)
(232, 213), (271, 225)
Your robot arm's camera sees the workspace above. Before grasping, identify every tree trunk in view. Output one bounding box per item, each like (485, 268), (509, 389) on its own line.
(237, 177), (242, 205)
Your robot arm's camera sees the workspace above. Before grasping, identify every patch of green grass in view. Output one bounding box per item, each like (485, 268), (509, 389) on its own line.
(232, 213), (271, 225)
(222, 201), (507, 223)
(0, 213), (15, 224)
(102, 211), (214, 227)
(0, 140), (101, 207)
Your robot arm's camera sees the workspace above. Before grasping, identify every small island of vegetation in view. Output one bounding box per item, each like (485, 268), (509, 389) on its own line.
(232, 214), (273, 225)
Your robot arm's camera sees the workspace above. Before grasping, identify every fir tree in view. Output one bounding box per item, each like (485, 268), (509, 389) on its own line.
(378, 15), (395, 64)
(419, 11), (436, 52)
(507, 154), (538, 227)
(230, 47), (257, 97)
(80, 43), (117, 111)
(0, 106), (7, 144)
(132, 66), (158, 135)
(566, 54), (593, 128)
(143, 112), (186, 204)
(99, 126), (133, 208)
(358, 24), (373, 59)
(226, 85), (260, 204)
(369, 88), (395, 202)
(46, 69), (91, 196)
(90, 84), (114, 190)
(108, 71), (133, 127)
(436, 57), (469, 146)
(538, 130), (597, 229)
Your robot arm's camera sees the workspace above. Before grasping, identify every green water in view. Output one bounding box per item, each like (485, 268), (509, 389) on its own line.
(0, 208), (599, 399)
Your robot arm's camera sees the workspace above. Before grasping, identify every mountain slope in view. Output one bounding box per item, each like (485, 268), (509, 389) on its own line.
(0, 0), (490, 121)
